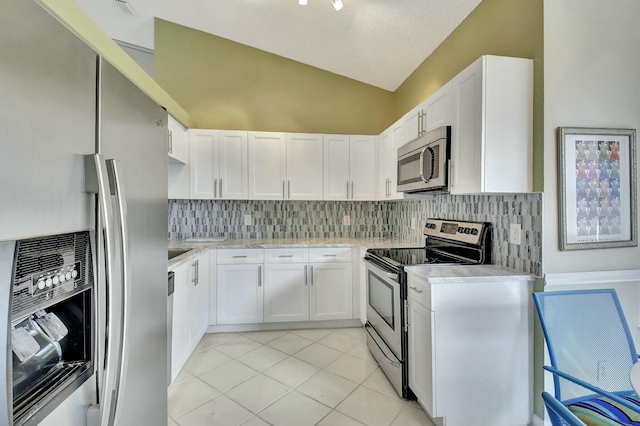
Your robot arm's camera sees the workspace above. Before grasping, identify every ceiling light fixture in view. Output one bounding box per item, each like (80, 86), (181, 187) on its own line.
(299, 0), (307, 5)
(331, 0), (343, 11)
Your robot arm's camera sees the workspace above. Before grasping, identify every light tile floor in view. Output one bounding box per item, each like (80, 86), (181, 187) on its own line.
(168, 327), (436, 426)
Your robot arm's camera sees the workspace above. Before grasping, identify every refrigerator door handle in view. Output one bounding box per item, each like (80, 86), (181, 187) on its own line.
(85, 154), (118, 426)
(106, 159), (131, 426)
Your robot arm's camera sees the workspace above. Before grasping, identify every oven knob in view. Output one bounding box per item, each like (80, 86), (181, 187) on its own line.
(60, 274), (66, 283)
(465, 228), (472, 234)
(457, 227), (463, 233)
(37, 280), (46, 290)
(71, 270), (78, 279)
(472, 229), (479, 235)
(53, 275), (60, 285)
(65, 272), (72, 280)
(45, 278), (53, 287)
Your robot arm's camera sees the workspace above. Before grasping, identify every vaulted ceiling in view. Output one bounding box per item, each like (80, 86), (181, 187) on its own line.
(74, 0), (482, 91)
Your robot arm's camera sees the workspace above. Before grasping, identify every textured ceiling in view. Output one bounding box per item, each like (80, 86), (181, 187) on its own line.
(74, 0), (481, 91)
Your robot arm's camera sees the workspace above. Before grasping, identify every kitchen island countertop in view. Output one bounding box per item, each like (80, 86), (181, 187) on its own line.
(405, 264), (534, 283)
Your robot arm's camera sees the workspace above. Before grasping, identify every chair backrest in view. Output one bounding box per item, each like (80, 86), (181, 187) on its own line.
(533, 289), (637, 403)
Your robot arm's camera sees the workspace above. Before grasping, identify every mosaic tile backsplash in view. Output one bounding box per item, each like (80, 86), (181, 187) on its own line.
(168, 193), (543, 275)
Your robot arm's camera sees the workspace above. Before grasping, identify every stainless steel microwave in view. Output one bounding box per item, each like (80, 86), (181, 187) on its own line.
(397, 126), (451, 193)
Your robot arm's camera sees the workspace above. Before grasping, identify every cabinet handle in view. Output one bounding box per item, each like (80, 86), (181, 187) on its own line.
(418, 112), (422, 137)
(346, 181), (349, 199)
(304, 265), (308, 285)
(351, 181), (354, 199)
(448, 159), (453, 191)
(404, 300), (409, 332)
(258, 265), (262, 287)
(322, 254), (337, 257)
(214, 178), (218, 199)
(232, 255), (247, 258)
(168, 130), (173, 154)
(219, 179), (223, 198)
(387, 178), (390, 198)
(310, 265), (314, 285)
(283, 180), (285, 199)
(192, 260), (198, 285)
(409, 285), (423, 294)
(288, 180), (291, 199)
(278, 255), (294, 258)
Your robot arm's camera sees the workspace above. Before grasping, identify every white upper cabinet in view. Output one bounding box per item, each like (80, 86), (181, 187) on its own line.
(323, 135), (351, 200)
(219, 131), (249, 199)
(350, 136), (377, 200)
(323, 135), (377, 201)
(248, 132), (287, 200)
(378, 119), (404, 200)
(424, 82), (452, 133)
(168, 115), (189, 164)
(449, 55), (533, 194)
(190, 129), (248, 200)
(286, 133), (324, 200)
(401, 100), (428, 147)
(249, 132), (323, 200)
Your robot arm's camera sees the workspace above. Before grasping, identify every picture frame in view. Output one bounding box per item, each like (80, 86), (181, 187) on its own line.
(558, 127), (637, 250)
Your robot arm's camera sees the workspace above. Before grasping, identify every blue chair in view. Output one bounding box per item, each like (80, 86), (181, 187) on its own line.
(533, 289), (640, 425)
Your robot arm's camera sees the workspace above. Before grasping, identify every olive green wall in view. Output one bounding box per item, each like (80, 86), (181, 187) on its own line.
(395, 0), (544, 192)
(154, 19), (395, 135)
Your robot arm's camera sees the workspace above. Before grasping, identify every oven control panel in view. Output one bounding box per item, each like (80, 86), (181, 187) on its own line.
(424, 219), (487, 245)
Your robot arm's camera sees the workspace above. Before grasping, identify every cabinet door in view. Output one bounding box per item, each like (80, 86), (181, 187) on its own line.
(425, 83), (452, 132)
(377, 130), (392, 200)
(189, 129), (219, 199)
(323, 134), (350, 200)
(168, 116), (189, 164)
(388, 121), (404, 200)
(402, 105), (423, 146)
(190, 252), (210, 345)
(349, 136), (377, 200)
(168, 126), (190, 199)
(286, 133), (324, 200)
(248, 132), (287, 200)
(408, 299), (436, 417)
(310, 263), (352, 321)
(264, 263), (309, 322)
(209, 249), (217, 326)
(450, 58), (483, 194)
(171, 262), (191, 380)
(219, 130), (248, 199)
(217, 264), (264, 324)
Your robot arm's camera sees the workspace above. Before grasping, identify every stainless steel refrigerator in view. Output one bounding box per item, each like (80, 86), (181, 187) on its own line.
(0, 0), (168, 425)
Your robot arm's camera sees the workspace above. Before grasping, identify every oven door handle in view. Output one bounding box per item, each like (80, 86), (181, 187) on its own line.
(364, 323), (401, 368)
(364, 259), (400, 282)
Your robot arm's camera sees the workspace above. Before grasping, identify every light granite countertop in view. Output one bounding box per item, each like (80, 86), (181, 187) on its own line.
(405, 264), (534, 283)
(168, 237), (419, 270)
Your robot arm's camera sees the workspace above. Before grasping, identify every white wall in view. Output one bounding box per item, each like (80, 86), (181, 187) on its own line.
(543, 0), (640, 274)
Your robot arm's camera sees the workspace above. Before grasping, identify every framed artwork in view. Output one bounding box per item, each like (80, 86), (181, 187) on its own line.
(558, 127), (637, 250)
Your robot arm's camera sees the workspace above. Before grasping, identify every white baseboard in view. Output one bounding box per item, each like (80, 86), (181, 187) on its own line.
(544, 269), (640, 287)
(207, 319), (362, 333)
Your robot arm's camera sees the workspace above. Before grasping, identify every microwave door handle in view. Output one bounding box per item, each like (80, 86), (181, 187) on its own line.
(427, 147), (435, 181)
(106, 159), (131, 426)
(85, 154), (118, 426)
(419, 146), (430, 184)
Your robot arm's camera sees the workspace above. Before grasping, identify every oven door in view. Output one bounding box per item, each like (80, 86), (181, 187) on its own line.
(365, 261), (402, 359)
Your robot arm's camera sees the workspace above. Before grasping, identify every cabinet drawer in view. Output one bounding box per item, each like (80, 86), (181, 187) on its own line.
(309, 247), (352, 263)
(265, 248), (309, 263)
(406, 271), (432, 309)
(217, 249), (264, 264)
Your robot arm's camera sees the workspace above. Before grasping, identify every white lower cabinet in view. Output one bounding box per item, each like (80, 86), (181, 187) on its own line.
(171, 261), (191, 381)
(309, 262), (352, 320)
(264, 263), (309, 322)
(406, 268), (533, 426)
(217, 264), (264, 325)
(408, 297), (435, 416)
(190, 251), (210, 345)
(170, 249), (210, 382)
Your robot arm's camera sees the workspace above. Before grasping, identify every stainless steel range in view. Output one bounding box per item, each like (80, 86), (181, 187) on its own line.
(363, 218), (492, 398)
